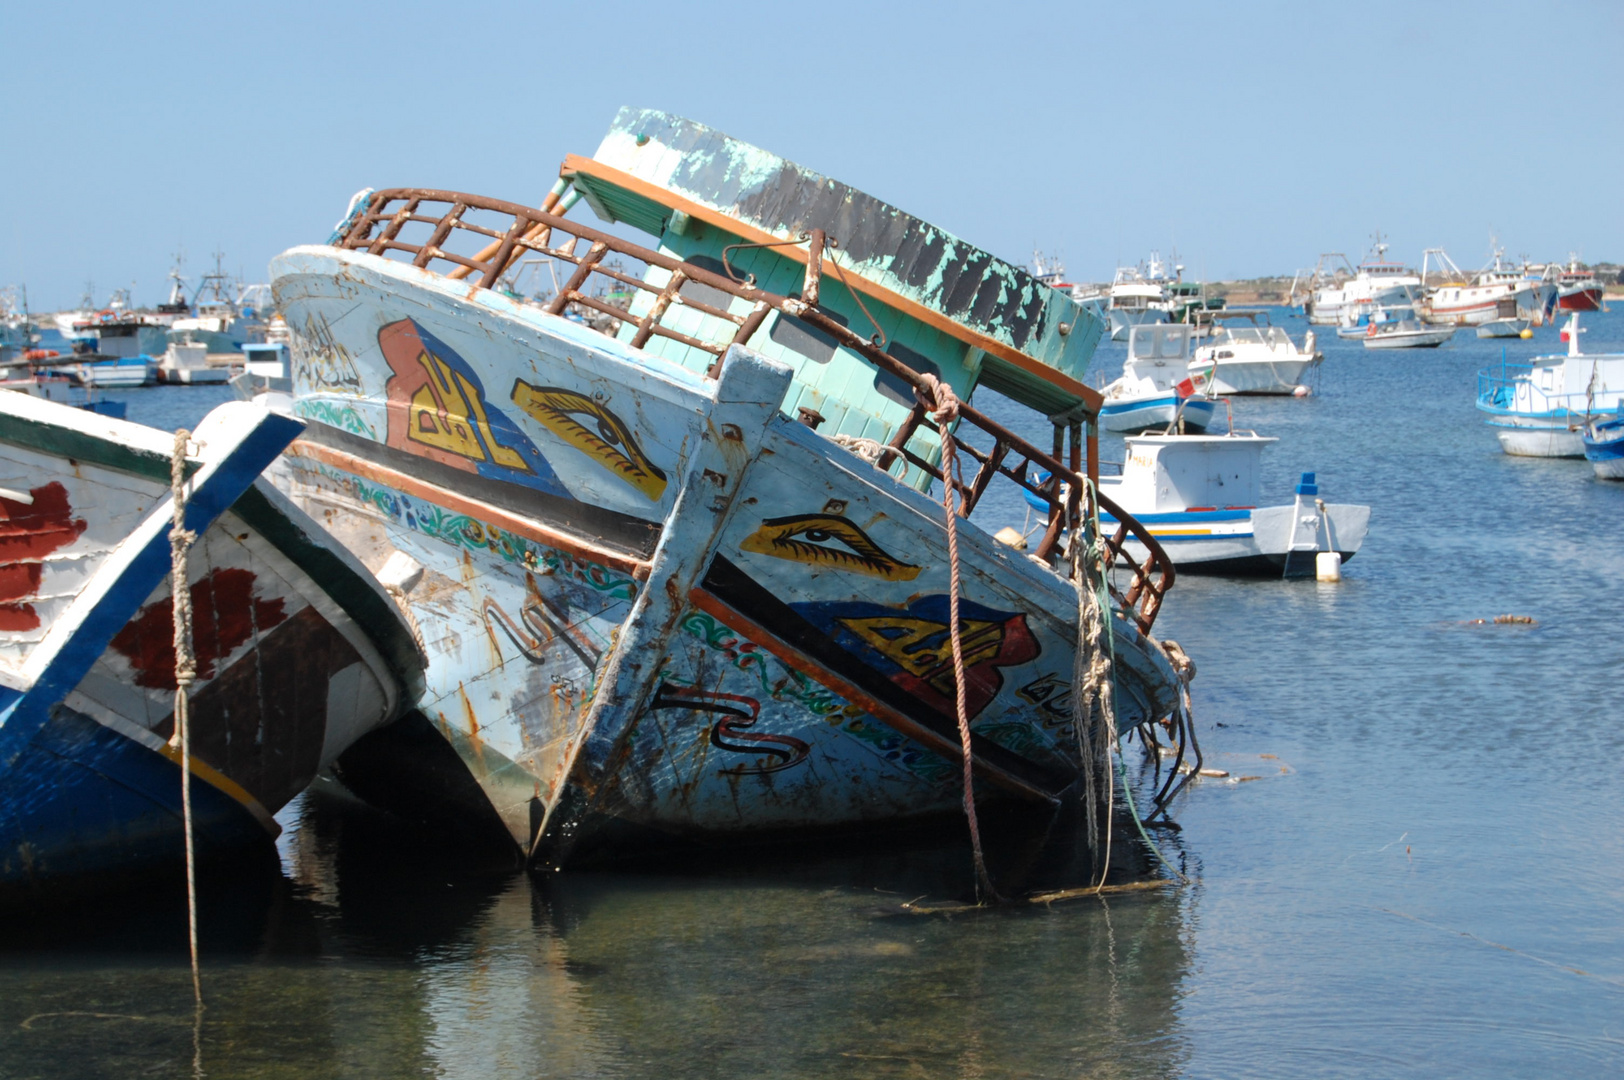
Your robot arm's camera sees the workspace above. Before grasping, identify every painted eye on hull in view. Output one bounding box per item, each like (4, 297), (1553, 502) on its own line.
(510, 382), (668, 500)
(739, 514), (921, 581)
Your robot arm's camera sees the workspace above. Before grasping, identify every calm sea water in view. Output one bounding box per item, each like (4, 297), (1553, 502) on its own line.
(2, 312), (1621, 1078)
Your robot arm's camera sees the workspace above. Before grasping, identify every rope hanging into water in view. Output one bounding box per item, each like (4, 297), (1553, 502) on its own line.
(918, 375), (998, 904)
(168, 431), (203, 1009)
(1069, 496), (1117, 888)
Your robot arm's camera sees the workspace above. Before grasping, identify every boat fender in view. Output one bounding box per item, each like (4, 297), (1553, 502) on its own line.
(1316, 552), (1342, 582)
(1293, 385), (1310, 397)
(1519, 328), (1533, 339)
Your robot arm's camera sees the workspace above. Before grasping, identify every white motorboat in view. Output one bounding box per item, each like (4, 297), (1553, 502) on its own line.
(1189, 311), (1321, 394)
(1095, 431), (1369, 576)
(1302, 239), (1423, 325)
(1361, 306), (1456, 349)
(1476, 312), (1624, 457)
(156, 340), (230, 384)
(1100, 324), (1217, 434)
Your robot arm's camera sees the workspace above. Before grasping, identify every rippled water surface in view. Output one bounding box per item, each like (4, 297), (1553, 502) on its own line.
(3, 314), (1622, 1078)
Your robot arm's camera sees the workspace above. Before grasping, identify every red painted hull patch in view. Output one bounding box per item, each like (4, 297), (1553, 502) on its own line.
(110, 567), (289, 690)
(0, 482), (88, 631)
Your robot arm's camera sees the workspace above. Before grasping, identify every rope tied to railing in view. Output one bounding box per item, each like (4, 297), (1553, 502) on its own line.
(167, 431), (203, 1016)
(917, 374), (998, 904)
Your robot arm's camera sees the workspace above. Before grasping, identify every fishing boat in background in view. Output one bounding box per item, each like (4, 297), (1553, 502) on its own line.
(1476, 314), (1624, 456)
(1302, 240), (1422, 326)
(63, 355), (155, 387)
(0, 395), (422, 893)
(1100, 324), (1215, 433)
(1335, 284), (1418, 339)
(1554, 256), (1606, 313)
(1104, 253), (1178, 341)
(1421, 247), (1543, 330)
(1582, 406), (1624, 479)
(265, 107), (1191, 869)
(167, 253), (271, 355)
(1189, 310), (1321, 394)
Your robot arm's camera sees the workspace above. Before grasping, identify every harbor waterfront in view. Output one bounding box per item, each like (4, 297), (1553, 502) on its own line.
(0, 312), (1619, 1077)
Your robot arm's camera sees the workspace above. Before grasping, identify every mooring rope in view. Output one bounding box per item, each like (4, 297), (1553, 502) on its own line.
(167, 431), (203, 1013)
(1069, 496), (1118, 888)
(918, 375), (997, 903)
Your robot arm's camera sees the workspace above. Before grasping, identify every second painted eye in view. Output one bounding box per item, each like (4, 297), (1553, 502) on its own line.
(739, 514), (920, 581)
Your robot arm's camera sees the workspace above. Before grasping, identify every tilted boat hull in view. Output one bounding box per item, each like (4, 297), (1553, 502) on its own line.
(269, 248), (1182, 861)
(0, 397), (421, 892)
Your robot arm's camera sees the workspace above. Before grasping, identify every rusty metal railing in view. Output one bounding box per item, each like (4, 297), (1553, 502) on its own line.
(334, 188), (1174, 633)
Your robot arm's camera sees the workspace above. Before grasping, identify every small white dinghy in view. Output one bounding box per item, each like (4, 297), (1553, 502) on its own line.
(156, 340), (230, 385)
(1361, 301), (1456, 349)
(1096, 428), (1369, 576)
(1189, 310), (1322, 395)
(1100, 324), (1217, 434)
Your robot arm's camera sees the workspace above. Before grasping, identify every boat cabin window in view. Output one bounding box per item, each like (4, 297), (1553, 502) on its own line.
(768, 302), (850, 366)
(874, 341), (942, 406)
(679, 255), (745, 312)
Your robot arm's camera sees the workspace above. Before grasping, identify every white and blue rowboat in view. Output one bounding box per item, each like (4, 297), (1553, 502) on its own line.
(1102, 325), (1216, 434)
(1583, 408), (1624, 479)
(261, 108), (1191, 866)
(0, 395), (422, 894)
(1476, 314), (1624, 457)
(1087, 433), (1368, 576)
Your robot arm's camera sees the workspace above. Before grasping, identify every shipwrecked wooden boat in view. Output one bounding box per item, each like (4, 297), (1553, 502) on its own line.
(266, 108), (1191, 868)
(0, 395), (422, 893)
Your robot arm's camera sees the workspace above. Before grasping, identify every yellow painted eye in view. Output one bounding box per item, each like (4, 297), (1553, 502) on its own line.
(739, 514), (920, 581)
(511, 381), (668, 500)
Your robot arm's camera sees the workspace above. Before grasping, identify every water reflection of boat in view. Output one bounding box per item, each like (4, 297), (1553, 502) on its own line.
(268, 108), (1191, 869)
(0, 396), (422, 894)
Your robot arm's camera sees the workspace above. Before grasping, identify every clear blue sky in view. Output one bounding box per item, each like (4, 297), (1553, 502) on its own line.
(3, 0), (1619, 310)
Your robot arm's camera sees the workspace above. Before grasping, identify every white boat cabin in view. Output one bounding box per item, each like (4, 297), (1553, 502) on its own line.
(1105, 433), (1275, 513)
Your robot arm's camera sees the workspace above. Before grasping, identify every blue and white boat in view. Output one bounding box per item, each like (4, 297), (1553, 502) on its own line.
(1100, 325), (1216, 434)
(1583, 406), (1624, 479)
(0, 394), (421, 895)
(1100, 432), (1367, 576)
(1476, 313), (1624, 457)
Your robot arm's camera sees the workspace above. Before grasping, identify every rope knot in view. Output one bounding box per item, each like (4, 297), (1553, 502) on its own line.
(916, 373), (960, 426)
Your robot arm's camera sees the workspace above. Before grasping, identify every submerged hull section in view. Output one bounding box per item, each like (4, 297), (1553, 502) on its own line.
(270, 247), (1182, 861)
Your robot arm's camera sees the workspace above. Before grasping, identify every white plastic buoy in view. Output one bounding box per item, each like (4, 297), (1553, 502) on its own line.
(1316, 551), (1342, 582)
(1293, 385), (1311, 397)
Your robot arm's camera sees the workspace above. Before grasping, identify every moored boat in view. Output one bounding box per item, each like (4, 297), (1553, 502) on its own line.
(1361, 310), (1456, 349)
(156, 340), (231, 385)
(1582, 407), (1624, 479)
(1303, 240), (1422, 326)
(0, 395), (422, 893)
(1476, 314), (1624, 457)
(1554, 257), (1605, 313)
(1189, 310), (1321, 394)
(1100, 324), (1215, 433)
(266, 108), (1191, 870)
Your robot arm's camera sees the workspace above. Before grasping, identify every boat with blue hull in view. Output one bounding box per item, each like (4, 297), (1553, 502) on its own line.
(0, 396), (421, 894)
(1583, 408), (1624, 479)
(264, 108), (1192, 868)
